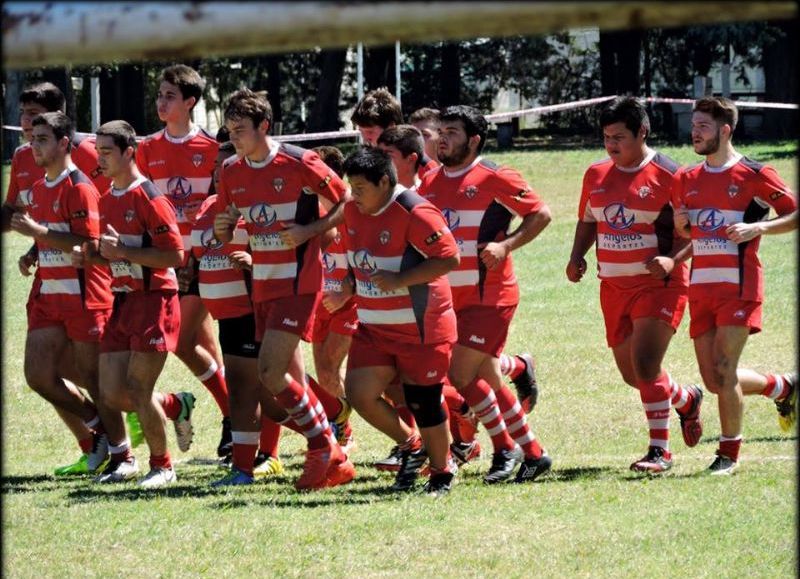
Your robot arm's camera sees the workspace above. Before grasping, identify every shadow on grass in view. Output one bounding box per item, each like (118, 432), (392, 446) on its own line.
(1, 473), (77, 494)
(698, 434), (797, 445)
(543, 466), (614, 483)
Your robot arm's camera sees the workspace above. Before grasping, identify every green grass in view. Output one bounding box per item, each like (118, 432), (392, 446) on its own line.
(2, 142), (797, 578)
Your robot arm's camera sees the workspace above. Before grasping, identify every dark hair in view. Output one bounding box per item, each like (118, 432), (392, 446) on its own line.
(599, 96), (650, 138)
(159, 65), (205, 110)
(313, 145), (345, 178)
(408, 107), (439, 125)
(693, 96), (738, 131)
(215, 126), (230, 143)
(377, 125), (424, 169)
(224, 87), (273, 128)
(20, 82), (65, 113)
(350, 87), (403, 128)
(96, 120), (137, 153)
(218, 141), (236, 154)
(31, 112), (74, 149)
(439, 105), (488, 154)
(343, 146), (397, 188)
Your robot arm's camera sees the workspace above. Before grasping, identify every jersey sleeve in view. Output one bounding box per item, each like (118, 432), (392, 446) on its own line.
(64, 182), (101, 238)
(408, 204), (459, 259)
(215, 165), (233, 214)
(134, 141), (151, 180)
(753, 165), (797, 215)
(301, 150), (348, 205)
(5, 153), (21, 207)
(491, 166), (545, 217)
(578, 169), (596, 222)
(143, 195), (184, 251)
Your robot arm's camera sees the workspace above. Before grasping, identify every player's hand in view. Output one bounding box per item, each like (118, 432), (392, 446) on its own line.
(99, 224), (125, 259)
(278, 223), (312, 249)
(18, 249), (38, 276)
(322, 290), (349, 313)
(70, 243), (89, 269)
(566, 257), (587, 282)
(370, 270), (402, 292)
(214, 205), (239, 240)
(478, 241), (508, 270)
(646, 255), (674, 279)
(674, 207), (692, 239)
(10, 211), (46, 238)
(228, 250), (252, 270)
(176, 262), (196, 293)
(726, 222), (763, 244)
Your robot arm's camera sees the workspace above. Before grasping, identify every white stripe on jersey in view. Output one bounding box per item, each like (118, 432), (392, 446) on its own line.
(355, 279), (409, 299)
(596, 232), (658, 252)
(252, 262), (297, 281)
(598, 261), (650, 277)
(346, 252), (404, 272)
(38, 249), (71, 268)
(40, 279), (81, 295)
(152, 177), (212, 196)
(249, 232), (289, 252)
(357, 308), (417, 325)
(589, 206), (661, 225)
(199, 281), (249, 300)
(691, 237), (739, 257)
(691, 268), (740, 285)
(110, 260), (144, 281)
(447, 269), (479, 287)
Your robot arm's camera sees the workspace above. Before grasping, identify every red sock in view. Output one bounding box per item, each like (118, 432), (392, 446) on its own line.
(307, 374), (344, 419)
(274, 379), (333, 450)
(444, 382), (475, 443)
(719, 436), (742, 461)
(499, 353), (526, 380)
(109, 440), (133, 463)
(460, 378), (515, 452)
(198, 362), (230, 416)
(639, 371), (671, 451)
(232, 431), (259, 476)
(78, 436), (93, 454)
(259, 416), (282, 457)
(495, 385), (542, 458)
(149, 452), (172, 470)
(399, 432), (422, 452)
(160, 393), (182, 420)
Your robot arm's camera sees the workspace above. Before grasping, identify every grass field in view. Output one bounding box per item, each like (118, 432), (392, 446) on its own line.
(2, 141), (797, 578)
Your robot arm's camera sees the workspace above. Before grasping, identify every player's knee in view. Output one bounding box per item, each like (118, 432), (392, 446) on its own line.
(344, 381), (369, 410)
(403, 383), (446, 428)
(712, 356), (737, 389)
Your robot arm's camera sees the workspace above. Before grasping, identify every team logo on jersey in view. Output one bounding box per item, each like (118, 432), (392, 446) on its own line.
(734, 309), (746, 319)
(319, 175), (332, 189)
(685, 190), (699, 198)
(273, 177), (284, 192)
(192, 154), (203, 168)
(770, 191), (785, 201)
(379, 230), (391, 245)
(353, 248), (378, 275)
(249, 203), (277, 227)
(322, 252), (336, 273)
(637, 185), (653, 199)
(200, 227), (223, 249)
(603, 203), (635, 230)
(728, 184), (739, 198)
(463, 185), (478, 199)
(696, 208), (725, 232)
(441, 208), (460, 231)
(301, 186), (314, 196)
(52, 199), (60, 212)
(125, 209), (135, 223)
(167, 176), (192, 199)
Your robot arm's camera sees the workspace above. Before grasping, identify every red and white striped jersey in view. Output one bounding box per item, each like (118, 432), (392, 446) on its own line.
(215, 141), (347, 303)
(99, 176), (183, 293)
(579, 149), (689, 289)
(134, 126), (218, 256)
(341, 187), (458, 344)
(188, 195), (253, 320)
(27, 166), (113, 310)
(5, 135), (111, 209)
(676, 155), (797, 301)
(322, 230), (350, 293)
(418, 156), (545, 309)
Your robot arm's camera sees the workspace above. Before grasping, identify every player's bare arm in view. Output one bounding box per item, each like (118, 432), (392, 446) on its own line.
(566, 221), (597, 282)
(100, 224), (183, 267)
(213, 205), (239, 243)
(726, 209), (798, 243)
(479, 205), (551, 271)
(10, 210), (95, 252)
(279, 199), (346, 249)
(645, 236), (692, 279)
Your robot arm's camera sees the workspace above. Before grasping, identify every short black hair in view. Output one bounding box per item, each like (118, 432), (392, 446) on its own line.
(96, 120), (137, 153)
(20, 82), (66, 113)
(439, 105), (488, 154)
(377, 125), (424, 169)
(599, 96), (650, 139)
(343, 146), (397, 188)
(31, 112), (74, 149)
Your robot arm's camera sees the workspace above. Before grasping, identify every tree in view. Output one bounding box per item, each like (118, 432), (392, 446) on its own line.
(599, 30), (642, 96)
(307, 49), (348, 134)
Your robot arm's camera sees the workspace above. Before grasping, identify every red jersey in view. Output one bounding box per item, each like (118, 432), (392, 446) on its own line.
(99, 176), (183, 293)
(676, 155), (797, 301)
(417, 154), (440, 181)
(341, 187), (458, 344)
(215, 141), (347, 302)
(27, 166), (113, 310)
(188, 195), (253, 320)
(322, 230), (350, 293)
(5, 135), (110, 208)
(135, 126), (218, 257)
(418, 156), (545, 309)
(579, 149), (689, 290)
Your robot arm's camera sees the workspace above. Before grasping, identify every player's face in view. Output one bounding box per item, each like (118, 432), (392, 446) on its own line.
(358, 125), (384, 147)
(156, 81), (193, 123)
(377, 144), (416, 184)
(437, 120), (474, 167)
(691, 112), (722, 156)
(225, 117), (266, 158)
(95, 135), (131, 180)
(213, 148), (237, 189)
(348, 174), (391, 215)
(30, 124), (64, 168)
(602, 122), (643, 167)
(411, 119), (440, 160)
(19, 102), (48, 142)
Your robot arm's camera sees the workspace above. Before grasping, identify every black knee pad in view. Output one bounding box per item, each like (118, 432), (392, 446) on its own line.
(402, 383), (446, 428)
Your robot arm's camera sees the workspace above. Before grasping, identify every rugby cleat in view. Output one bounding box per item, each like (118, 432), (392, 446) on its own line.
(253, 453), (284, 478)
(54, 454), (91, 476)
(775, 373), (797, 433)
(139, 466), (177, 488)
(483, 445), (523, 484)
(173, 392), (196, 452)
(86, 431), (110, 472)
(211, 466), (254, 487)
(217, 416), (233, 458)
(511, 353), (539, 414)
(678, 385), (704, 447)
(391, 447), (428, 492)
(515, 452), (552, 483)
(707, 452), (738, 476)
(630, 446), (673, 474)
(450, 440), (481, 466)
(94, 457), (139, 484)
(374, 445), (404, 472)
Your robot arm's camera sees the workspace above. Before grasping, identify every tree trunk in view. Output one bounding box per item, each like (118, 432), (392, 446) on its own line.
(100, 65), (146, 135)
(307, 49), (348, 133)
(440, 42), (460, 107)
(365, 45), (395, 92)
(265, 55), (283, 128)
(762, 20), (797, 139)
(3, 70), (25, 162)
(599, 30), (642, 95)
(41, 67), (77, 120)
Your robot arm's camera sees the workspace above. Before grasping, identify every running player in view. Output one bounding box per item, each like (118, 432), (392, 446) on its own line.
(135, 65), (231, 459)
(340, 146), (461, 496)
(213, 88), (354, 490)
(674, 97), (798, 474)
(566, 96), (704, 473)
(419, 105), (552, 483)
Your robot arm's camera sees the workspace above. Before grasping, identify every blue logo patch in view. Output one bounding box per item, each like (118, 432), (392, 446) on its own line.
(696, 208), (725, 232)
(603, 203), (635, 230)
(249, 203), (277, 227)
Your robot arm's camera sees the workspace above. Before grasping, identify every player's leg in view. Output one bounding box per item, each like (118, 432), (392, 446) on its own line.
(737, 368), (796, 432)
(346, 366), (407, 443)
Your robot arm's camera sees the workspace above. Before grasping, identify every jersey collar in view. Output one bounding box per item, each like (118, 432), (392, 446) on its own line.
(245, 139), (281, 169)
(164, 124), (201, 144)
(111, 175), (148, 197)
(373, 184), (407, 216)
(703, 153), (743, 174)
(44, 163), (77, 188)
(615, 147), (657, 173)
(442, 155), (482, 178)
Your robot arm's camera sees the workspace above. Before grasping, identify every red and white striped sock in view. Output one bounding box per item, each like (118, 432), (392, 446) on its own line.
(274, 379), (334, 450)
(498, 353), (526, 380)
(307, 374), (344, 418)
(231, 431), (259, 476)
(109, 439), (133, 463)
(667, 374), (695, 414)
(197, 361), (230, 416)
(761, 374), (790, 400)
(495, 385), (543, 459)
(460, 378), (515, 452)
(639, 372), (672, 452)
